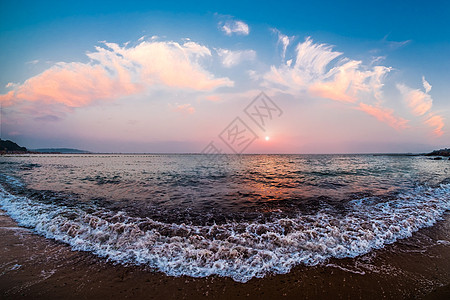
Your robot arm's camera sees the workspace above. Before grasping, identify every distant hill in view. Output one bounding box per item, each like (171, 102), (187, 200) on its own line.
(31, 148), (91, 154)
(0, 139), (90, 154)
(0, 139), (27, 153)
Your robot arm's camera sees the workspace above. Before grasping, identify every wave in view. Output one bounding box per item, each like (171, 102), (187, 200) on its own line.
(0, 183), (449, 282)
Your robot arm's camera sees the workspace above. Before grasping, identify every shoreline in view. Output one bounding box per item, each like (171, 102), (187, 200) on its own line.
(1, 209), (449, 299)
(0, 152), (445, 156)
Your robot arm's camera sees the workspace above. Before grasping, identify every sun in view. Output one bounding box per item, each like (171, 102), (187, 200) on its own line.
(265, 136), (270, 141)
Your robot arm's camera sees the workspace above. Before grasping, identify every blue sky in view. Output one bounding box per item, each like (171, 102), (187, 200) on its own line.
(1, 0), (449, 153)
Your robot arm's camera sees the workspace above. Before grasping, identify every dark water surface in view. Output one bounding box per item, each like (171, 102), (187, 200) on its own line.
(0, 154), (449, 282)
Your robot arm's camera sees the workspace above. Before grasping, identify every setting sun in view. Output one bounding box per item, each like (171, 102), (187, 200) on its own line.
(265, 136), (270, 141)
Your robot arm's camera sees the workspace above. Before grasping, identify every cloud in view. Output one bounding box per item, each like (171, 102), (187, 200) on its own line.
(272, 28), (295, 60)
(203, 95), (221, 102)
(357, 103), (408, 130)
(309, 63), (391, 103)
(247, 70), (259, 81)
(5, 82), (18, 88)
(26, 59), (39, 65)
(263, 35), (408, 131)
(422, 76), (432, 93)
(263, 37), (391, 103)
(217, 49), (256, 67)
(1, 61), (135, 108)
(425, 114), (444, 136)
(397, 82), (444, 136)
(387, 40), (411, 50)
(0, 40), (233, 110)
(170, 103), (195, 114)
(370, 56), (386, 65)
(383, 35), (411, 50)
(263, 37), (341, 92)
(34, 114), (62, 122)
(220, 20), (249, 36)
(397, 83), (432, 116)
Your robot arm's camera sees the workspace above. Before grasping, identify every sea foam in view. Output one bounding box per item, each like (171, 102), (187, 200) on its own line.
(0, 184), (449, 282)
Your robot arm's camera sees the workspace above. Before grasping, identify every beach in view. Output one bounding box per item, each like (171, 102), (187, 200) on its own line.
(1, 209), (449, 299)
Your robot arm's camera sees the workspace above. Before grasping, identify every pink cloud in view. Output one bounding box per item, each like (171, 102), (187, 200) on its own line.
(397, 81), (445, 136)
(357, 103), (408, 130)
(397, 83), (432, 116)
(308, 60), (366, 102)
(4, 62), (138, 108)
(0, 91), (15, 106)
(170, 103), (195, 114)
(204, 95), (221, 102)
(263, 35), (404, 130)
(425, 114), (444, 136)
(0, 40), (233, 110)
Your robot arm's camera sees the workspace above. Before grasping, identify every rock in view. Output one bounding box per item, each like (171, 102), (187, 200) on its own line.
(425, 148), (450, 157)
(433, 157), (443, 160)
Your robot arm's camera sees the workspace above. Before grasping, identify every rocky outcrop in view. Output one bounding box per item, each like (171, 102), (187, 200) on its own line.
(0, 139), (28, 153)
(425, 148), (450, 157)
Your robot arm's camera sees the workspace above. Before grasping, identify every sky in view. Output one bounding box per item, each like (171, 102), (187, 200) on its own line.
(0, 0), (449, 153)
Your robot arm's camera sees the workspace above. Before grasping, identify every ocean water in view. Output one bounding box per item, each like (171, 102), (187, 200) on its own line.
(0, 154), (449, 282)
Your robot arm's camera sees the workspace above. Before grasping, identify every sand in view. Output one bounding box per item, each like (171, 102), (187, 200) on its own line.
(0, 210), (449, 299)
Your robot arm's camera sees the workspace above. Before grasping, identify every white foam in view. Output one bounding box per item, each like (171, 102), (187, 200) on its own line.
(1, 175), (25, 188)
(325, 263), (366, 275)
(436, 240), (450, 246)
(0, 184), (449, 282)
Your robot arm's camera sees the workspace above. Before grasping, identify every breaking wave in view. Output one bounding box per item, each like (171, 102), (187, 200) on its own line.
(0, 184), (449, 282)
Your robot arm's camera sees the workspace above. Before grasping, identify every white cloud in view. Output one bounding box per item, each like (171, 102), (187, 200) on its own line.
(26, 59), (39, 65)
(272, 28), (295, 60)
(217, 49), (256, 67)
(220, 20), (249, 36)
(383, 35), (411, 50)
(262, 35), (412, 131)
(263, 37), (391, 103)
(422, 76), (432, 93)
(247, 70), (260, 81)
(370, 56), (386, 65)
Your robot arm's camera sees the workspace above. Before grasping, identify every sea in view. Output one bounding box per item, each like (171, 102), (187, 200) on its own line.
(0, 154), (449, 283)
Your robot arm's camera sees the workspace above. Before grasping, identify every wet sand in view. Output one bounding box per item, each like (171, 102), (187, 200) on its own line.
(0, 210), (449, 299)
